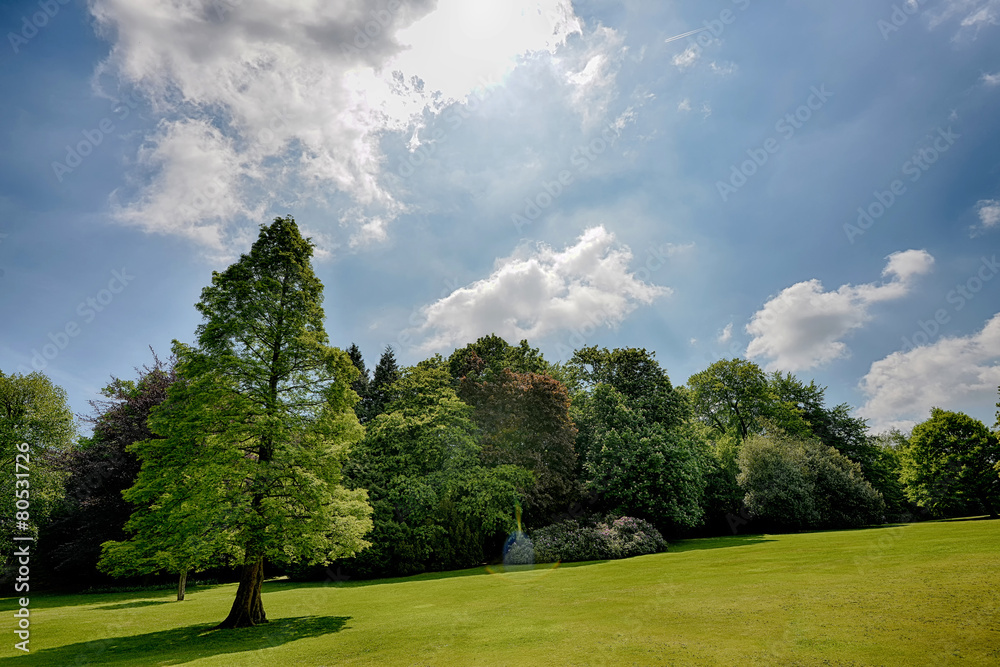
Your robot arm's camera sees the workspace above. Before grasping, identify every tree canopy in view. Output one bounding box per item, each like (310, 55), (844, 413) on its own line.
(901, 408), (1000, 518)
(1, 371), (75, 558)
(108, 217), (373, 627)
(342, 365), (531, 577)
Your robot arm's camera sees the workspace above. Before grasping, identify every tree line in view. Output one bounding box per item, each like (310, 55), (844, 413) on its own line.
(2, 217), (998, 629)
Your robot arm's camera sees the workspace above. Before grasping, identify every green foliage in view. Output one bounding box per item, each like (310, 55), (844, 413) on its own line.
(865, 430), (909, 516)
(342, 365), (531, 577)
(448, 335), (548, 384)
(531, 515), (667, 563)
(0, 370), (75, 556)
(687, 359), (772, 442)
(458, 368), (578, 524)
(738, 430), (818, 530)
(738, 428), (884, 530)
(345, 343), (370, 406)
(901, 408), (1000, 517)
(110, 217), (372, 626)
(570, 348), (706, 531)
(806, 441), (885, 528)
(696, 425), (745, 530)
(357, 346), (401, 424)
(41, 354), (175, 584)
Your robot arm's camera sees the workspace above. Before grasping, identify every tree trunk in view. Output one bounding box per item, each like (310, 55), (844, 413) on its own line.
(216, 556), (268, 628)
(177, 569), (188, 601)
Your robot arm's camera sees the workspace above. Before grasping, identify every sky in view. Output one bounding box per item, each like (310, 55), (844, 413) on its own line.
(1, 0), (998, 435)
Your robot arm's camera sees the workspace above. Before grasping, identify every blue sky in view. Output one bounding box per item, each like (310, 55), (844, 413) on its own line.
(1, 0), (998, 434)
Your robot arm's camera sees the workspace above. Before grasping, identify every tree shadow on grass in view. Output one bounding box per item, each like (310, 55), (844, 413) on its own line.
(0, 583), (232, 612)
(668, 534), (776, 553)
(96, 599), (175, 610)
(273, 559), (613, 593)
(0, 615), (349, 666)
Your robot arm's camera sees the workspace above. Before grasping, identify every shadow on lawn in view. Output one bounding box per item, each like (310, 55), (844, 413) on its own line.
(0, 585), (231, 612)
(272, 558), (611, 593)
(0, 615), (349, 666)
(668, 534), (775, 553)
(96, 599), (175, 610)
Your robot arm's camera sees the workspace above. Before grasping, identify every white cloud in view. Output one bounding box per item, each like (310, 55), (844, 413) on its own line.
(709, 61), (737, 76)
(677, 98), (692, 112)
(407, 226), (670, 352)
(858, 313), (1000, 433)
(982, 71), (1000, 86)
(90, 0), (586, 255)
(971, 199), (1000, 236)
(928, 0), (1000, 36)
(745, 250), (934, 372)
(672, 45), (700, 70)
(563, 27), (626, 129)
(717, 322), (733, 344)
(109, 118), (263, 255)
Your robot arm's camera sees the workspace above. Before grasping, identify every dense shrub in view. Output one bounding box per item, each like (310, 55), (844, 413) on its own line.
(531, 516), (667, 563)
(738, 430), (885, 531)
(503, 533), (535, 566)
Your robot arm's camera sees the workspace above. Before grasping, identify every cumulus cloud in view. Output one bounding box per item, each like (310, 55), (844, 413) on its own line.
(971, 199), (1000, 236)
(109, 118), (262, 254)
(407, 226), (670, 352)
(90, 0), (586, 255)
(857, 313), (1000, 433)
(717, 322), (733, 344)
(982, 71), (1000, 86)
(745, 250), (934, 372)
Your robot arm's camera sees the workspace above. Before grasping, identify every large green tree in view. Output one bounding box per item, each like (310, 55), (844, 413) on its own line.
(459, 368), (577, 524)
(570, 347), (707, 531)
(117, 217), (372, 628)
(343, 365), (531, 577)
(1, 371), (75, 559)
(901, 408), (1000, 518)
(448, 334), (548, 383)
(687, 359), (774, 443)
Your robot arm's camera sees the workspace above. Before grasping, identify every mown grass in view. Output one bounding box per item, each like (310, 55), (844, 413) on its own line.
(2, 518), (997, 665)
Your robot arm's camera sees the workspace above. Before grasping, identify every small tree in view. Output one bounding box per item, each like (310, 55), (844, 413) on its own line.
(358, 346), (401, 424)
(458, 368), (577, 524)
(738, 428), (884, 531)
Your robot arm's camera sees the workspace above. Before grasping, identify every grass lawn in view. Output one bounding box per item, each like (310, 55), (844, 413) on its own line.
(3, 518), (998, 665)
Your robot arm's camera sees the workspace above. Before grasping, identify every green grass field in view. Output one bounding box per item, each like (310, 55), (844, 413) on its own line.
(3, 518), (998, 666)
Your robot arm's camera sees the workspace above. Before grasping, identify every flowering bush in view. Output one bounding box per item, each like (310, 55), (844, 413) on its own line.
(531, 516), (666, 563)
(503, 533), (535, 566)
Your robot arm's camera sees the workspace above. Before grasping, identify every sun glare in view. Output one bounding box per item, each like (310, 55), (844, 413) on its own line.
(391, 0), (578, 101)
